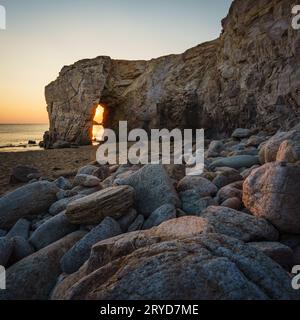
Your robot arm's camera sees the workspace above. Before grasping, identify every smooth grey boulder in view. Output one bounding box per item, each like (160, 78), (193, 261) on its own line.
(60, 217), (122, 274)
(117, 209), (138, 232)
(72, 185), (102, 196)
(143, 204), (176, 230)
(49, 194), (85, 215)
(6, 219), (31, 240)
(206, 140), (225, 157)
(177, 176), (218, 196)
(221, 197), (242, 210)
(0, 237), (13, 267)
(200, 206), (279, 242)
(77, 164), (109, 181)
(128, 215), (145, 232)
(230, 148), (259, 157)
(9, 165), (40, 184)
(10, 236), (35, 264)
(180, 190), (216, 215)
(216, 184), (243, 204)
(73, 174), (101, 187)
(232, 128), (252, 139)
(246, 135), (266, 147)
(29, 212), (78, 250)
(212, 170), (243, 189)
(115, 165), (181, 217)
(210, 155), (259, 170)
(56, 189), (78, 200)
(0, 231), (86, 300)
(0, 181), (59, 229)
(54, 176), (72, 190)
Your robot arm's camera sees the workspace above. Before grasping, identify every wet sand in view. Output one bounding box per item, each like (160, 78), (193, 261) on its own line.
(0, 146), (98, 196)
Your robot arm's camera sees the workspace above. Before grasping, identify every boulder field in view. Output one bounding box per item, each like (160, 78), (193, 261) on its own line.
(0, 125), (300, 300)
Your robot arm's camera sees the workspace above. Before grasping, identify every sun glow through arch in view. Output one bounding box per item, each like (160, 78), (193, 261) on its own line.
(92, 104), (105, 141)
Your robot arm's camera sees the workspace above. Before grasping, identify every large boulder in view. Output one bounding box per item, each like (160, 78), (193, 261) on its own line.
(29, 212), (78, 250)
(73, 174), (101, 187)
(128, 215), (145, 232)
(276, 139), (300, 163)
(9, 236), (35, 265)
(0, 231), (85, 300)
(212, 169), (243, 189)
(9, 165), (40, 184)
(77, 164), (109, 181)
(220, 197), (242, 210)
(216, 183), (243, 203)
(143, 204), (176, 230)
(0, 181), (59, 229)
(71, 185), (102, 196)
(0, 237), (13, 267)
(65, 186), (135, 225)
(206, 140), (225, 158)
(60, 217), (122, 274)
(177, 176), (218, 196)
(117, 209), (138, 233)
(243, 162), (300, 234)
(54, 176), (72, 190)
(232, 128), (252, 139)
(259, 130), (300, 164)
(179, 190), (216, 215)
(210, 155), (259, 170)
(51, 216), (221, 299)
(51, 232), (298, 300)
(49, 194), (85, 215)
(6, 219), (31, 240)
(200, 206), (279, 242)
(115, 165), (180, 217)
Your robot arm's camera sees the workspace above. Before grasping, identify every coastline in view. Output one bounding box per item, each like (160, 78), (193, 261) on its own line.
(0, 145), (98, 196)
(0, 145), (43, 152)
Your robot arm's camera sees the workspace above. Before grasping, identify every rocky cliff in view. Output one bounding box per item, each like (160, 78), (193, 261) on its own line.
(45, 0), (300, 146)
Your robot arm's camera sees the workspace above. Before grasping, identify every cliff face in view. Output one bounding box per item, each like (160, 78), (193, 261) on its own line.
(45, 0), (300, 146)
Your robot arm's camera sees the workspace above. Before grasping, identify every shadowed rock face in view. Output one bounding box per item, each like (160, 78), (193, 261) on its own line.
(45, 0), (300, 146)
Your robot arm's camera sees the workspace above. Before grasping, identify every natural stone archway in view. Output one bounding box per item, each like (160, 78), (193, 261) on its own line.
(44, 0), (300, 148)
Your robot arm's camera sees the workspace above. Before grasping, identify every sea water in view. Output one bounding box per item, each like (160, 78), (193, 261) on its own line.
(0, 124), (49, 152)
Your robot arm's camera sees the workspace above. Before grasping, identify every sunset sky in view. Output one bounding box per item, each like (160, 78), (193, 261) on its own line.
(0, 0), (232, 124)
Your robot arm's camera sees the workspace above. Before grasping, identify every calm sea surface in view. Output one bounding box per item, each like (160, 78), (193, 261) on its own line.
(0, 124), (49, 152)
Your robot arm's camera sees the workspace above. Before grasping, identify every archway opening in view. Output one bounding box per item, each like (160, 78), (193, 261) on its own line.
(92, 104), (105, 142)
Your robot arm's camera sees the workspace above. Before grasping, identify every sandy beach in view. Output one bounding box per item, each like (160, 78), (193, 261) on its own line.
(0, 146), (98, 196)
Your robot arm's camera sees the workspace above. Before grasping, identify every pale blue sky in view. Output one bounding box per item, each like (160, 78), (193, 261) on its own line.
(0, 0), (232, 123)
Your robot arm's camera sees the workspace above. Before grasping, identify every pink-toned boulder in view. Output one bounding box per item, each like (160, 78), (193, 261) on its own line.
(243, 162), (300, 234)
(259, 130), (300, 164)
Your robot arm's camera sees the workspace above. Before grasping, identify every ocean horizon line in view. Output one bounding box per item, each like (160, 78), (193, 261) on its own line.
(0, 123), (49, 125)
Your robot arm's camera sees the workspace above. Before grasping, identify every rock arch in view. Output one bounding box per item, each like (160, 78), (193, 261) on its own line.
(44, 0), (300, 148)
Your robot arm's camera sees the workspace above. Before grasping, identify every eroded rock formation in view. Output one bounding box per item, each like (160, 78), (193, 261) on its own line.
(45, 0), (300, 146)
